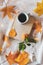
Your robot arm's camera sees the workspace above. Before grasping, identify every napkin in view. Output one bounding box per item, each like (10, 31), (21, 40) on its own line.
(0, 0), (43, 65)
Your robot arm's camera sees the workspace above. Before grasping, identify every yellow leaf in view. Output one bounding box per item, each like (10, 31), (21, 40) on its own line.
(34, 0), (43, 16)
(9, 29), (17, 38)
(37, 2), (41, 7)
(19, 57), (30, 65)
(15, 51), (28, 63)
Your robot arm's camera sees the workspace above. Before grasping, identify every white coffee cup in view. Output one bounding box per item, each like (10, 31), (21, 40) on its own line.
(18, 12), (30, 24)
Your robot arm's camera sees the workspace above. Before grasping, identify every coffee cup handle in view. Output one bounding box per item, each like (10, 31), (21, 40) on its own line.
(28, 13), (30, 17)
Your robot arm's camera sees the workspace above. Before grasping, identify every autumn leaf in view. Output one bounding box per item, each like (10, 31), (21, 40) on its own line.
(0, 6), (16, 19)
(34, 0), (43, 16)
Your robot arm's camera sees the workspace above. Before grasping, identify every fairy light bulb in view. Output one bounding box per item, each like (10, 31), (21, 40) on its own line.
(0, 22), (5, 31)
(4, 0), (8, 4)
(0, 22), (4, 27)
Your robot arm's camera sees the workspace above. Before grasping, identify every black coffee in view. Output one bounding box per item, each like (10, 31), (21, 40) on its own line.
(18, 13), (27, 23)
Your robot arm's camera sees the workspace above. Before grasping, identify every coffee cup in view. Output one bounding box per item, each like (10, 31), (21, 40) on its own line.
(18, 12), (30, 24)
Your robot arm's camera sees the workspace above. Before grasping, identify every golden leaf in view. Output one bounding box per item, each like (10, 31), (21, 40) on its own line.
(9, 29), (17, 38)
(34, 0), (43, 16)
(15, 51), (30, 65)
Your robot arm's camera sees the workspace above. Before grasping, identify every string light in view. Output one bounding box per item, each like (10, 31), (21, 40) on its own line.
(0, 22), (4, 28)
